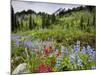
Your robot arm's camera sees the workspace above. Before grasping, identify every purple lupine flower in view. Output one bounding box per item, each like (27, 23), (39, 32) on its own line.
(16, 40), (20, 46)
(90, 50), (96, 61)
(15, 36), (21, 39)
(86, 45), (96, 60)
(11, 35), (22, 47)
(61, 46), (65, 57)
(77, 56), (83, 66)
(86, 45), (91, 53)
(74, 45), (79, 53)
(86, 45), (96, 61)
(11, 35), (21, 39)
(70, 54), (75, 64)
(81, 47), (87, 54)
(77, 59), (82, 66)
(11, 35), (21, 41)
(15, 38), (22, 47)
(24, 41), (34, 49)
(73, 40), (80, 53)
(89, 48), (94, 56)
(87, 45), (91, 50)
(86, 45), (93, 55)
(61, 46), (65, 53)
(92, 51), (96, 60)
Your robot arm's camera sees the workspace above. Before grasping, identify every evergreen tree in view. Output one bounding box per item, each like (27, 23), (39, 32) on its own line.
(80, 16), (84, 30)
(11, 6), (14, 32)
(21, 20), (23, 30)
(33, 18), (36, 29)
(29, 15), (33, 30)
(93, 15), (96, 27)
(87, 18), (90, 27)
(16, 20), (20, 30)
(14, 14), (18, 31)
(51, 14), (56, 24)
(42, 14), (45, 28)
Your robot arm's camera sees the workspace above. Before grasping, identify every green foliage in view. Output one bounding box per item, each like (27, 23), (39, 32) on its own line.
(11, 5), (96, 73)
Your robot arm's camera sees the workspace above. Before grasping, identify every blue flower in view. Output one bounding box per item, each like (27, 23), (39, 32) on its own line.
(73, 40), (80, 53)
(74, 45), (79, 53)
(61, 46), (65, 57)
(11, 35), (22, 47)
(81, 47), (87, 54)
(90, 50), (96, 61)
(15, 36), (21, 39)
(11, 35), (21, 41)
(87, 45), (91, 50)
(70, 54), (75, 64)
(87, 47), (93, 56)
(77, 59), (82, 66)
(24, 41), (34, 49)
(61, 46), (65, 53)
(92, 51), (96, 60)
(16, 40), (20, 46)
(86, 45), (96, 58)
(77, 56), (83, 66)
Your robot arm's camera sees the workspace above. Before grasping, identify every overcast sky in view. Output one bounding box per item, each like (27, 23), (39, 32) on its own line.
(11, 0), (82, 14)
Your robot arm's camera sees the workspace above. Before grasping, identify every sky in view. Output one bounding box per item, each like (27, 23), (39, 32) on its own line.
(11, 0), (83, 14)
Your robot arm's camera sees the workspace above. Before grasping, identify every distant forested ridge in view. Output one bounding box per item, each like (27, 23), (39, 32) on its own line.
(11, 5), (96, 32)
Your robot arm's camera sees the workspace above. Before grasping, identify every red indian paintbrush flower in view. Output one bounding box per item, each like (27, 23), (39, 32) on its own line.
(38, 64), (52, 72)
(38, 64), (47, 73)
(44, 47), (49, 55)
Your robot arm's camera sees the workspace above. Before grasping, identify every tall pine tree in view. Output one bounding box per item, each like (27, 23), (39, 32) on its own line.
(29, 14), (33, 30)
(11, 6), (14, 32)
(80, 16), (84, 30)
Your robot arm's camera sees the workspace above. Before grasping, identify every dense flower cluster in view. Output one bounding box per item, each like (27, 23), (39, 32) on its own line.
(37, 64), (52, 73)
(11, 35), (96, 72)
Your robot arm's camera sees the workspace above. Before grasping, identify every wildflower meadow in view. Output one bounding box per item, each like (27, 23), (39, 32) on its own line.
(11, 1), (96, 74)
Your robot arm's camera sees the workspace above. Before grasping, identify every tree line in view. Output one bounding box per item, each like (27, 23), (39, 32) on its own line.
(11, 5), (96, 32)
